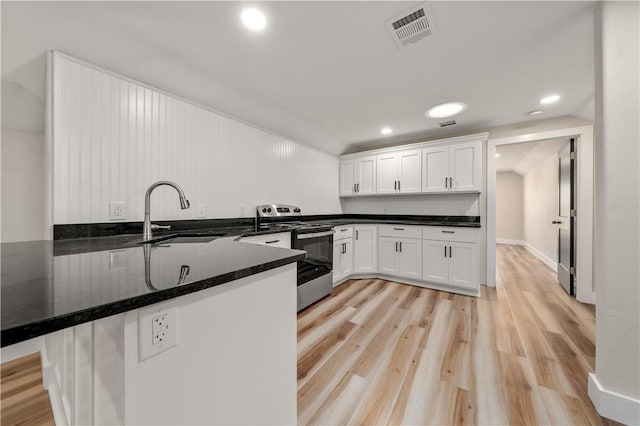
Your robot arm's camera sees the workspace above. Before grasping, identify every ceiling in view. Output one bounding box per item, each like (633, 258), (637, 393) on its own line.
(496, 138), (569, 176)
(2, 1), (595, 155)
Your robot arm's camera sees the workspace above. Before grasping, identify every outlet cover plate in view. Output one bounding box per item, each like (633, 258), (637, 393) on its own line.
(109, 201), (126, 220)
(138, 301), (178, 361)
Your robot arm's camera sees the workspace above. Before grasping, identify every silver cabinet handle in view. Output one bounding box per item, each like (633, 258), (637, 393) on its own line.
(297, 230), (334, 239)
(449, 246), (452, 257)
(353, 183), (356, 193)
(398, 180), (401, 191)
(355, 230), (359, 240)
(444, 246), (447, 257)
(552, 220), (562, 224)
(445, 177), (448, 188)
(265, 240), (280, 244)
(394, 181), (397, 190)
(393, 227), (405, 231)
(399, 242), (402, 252)
(395, 241), (398, 252)
(356, 183), (360, 192)
(441, 230), (455, 234)
(340, 228), (349, 232)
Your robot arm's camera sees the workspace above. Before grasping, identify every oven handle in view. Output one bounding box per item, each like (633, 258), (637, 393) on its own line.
(296, 230), (335, 239)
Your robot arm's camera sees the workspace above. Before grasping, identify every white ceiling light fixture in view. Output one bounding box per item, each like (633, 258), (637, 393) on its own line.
(241, 8), (266, 31)
(381, 127), (393, 135)
(528, 110), (543, 116)
(495, 153), (501, 158)
(540, 94), (560, 104)
(426, 102), (467, 119)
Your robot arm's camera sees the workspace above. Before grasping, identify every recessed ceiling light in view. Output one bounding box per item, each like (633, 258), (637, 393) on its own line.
(528, 110), (543, 116)
(495, 153), (501, 158)
(241, 8), (266, 31)
(425, 102), (467, 119)
(381, 127), (393, 135)
(540, 94), (560, 104)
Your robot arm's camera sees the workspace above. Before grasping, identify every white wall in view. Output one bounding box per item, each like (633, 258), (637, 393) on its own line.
(495, 172), (523, 241)
(590, 2), (640, 424)
(340, 193), (479, 216)
(523, 153), (558, 264)
(1, 129), (45, 242)
(49, 53), (340, 230)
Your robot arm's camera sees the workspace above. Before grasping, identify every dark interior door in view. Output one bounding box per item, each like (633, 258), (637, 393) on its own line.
(555, 139), (575, 295)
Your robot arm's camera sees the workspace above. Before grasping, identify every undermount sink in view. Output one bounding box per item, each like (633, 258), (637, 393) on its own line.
(140, 233), (227, 245)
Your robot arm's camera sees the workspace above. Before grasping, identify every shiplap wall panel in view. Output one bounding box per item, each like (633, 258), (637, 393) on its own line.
(51, 53), (340, 225)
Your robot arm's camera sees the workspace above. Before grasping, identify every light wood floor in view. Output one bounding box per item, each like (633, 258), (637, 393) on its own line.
(297, 244), (616, 425)
(1, 352), (55, 425)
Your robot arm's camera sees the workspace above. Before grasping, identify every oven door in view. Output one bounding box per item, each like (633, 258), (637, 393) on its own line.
(293, 230), (334, 286)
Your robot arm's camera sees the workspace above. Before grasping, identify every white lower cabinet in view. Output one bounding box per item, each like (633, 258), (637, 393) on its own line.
(333, 227), (354, 285)
(378, 236), (422, 280)
(422, 239), (478, 291)
(353, 225), (377, 273)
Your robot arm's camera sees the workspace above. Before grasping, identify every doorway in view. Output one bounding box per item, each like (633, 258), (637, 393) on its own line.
(494, 137), (576, 296)
(485, 124), (595, 304)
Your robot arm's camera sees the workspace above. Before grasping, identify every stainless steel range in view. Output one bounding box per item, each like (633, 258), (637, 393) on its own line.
(257, 205), (334, 311)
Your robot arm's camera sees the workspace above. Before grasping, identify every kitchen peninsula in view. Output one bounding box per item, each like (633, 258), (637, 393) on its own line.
(1, 232), (304, 425)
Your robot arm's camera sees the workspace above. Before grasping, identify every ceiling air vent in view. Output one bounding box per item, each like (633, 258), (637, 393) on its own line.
(439, 120), (456, 127)
(386, 3), (434, 48)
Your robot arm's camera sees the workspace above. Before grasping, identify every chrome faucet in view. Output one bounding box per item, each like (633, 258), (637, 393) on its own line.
(143, 181), (190, 241)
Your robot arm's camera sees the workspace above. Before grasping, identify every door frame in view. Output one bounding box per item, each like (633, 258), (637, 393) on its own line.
(485, 125), (595, 304)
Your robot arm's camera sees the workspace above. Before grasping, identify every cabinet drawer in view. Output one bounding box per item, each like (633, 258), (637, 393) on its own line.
(333, 226), (354, 241)
(377, 224), (422, 239)
(422, 226), (479, 243)
(240, 232), (291, 249)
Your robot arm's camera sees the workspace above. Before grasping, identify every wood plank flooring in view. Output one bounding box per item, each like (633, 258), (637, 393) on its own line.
(1, 352), (55, 425)
(297, 244), (616, 425)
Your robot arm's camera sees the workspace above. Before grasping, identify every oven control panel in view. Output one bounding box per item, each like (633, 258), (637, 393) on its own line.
(257, 204), (302, 217)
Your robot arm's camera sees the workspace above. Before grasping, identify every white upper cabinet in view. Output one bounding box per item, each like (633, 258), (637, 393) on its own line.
(339, 156), (376, 196)
(423, 141), (482, 193)
(339, 134), (485, 197)
(376, 149), (422, 194)
(449, 142), (482, 192)
(422, 145), (449, 193)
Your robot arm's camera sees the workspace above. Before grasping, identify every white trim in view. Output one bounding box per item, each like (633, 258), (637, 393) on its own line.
(523, 242), (558, 273)
(347, 273), (480, 297)
(496, 238), (525, 245)
(589, 373), (640, 425)
(339, 132), (489, 159)
(486, 125), (595, 304)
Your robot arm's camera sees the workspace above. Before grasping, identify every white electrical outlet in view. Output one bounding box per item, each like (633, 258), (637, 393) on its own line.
(109, 201), (126, 220)
(138, 302), (178, 361)
(109, 250), (127, 270)
(196, 203), (206, 218)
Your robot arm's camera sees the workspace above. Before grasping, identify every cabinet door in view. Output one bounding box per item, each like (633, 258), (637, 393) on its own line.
(398, 150), (422, 193)
(341, 240), (354, 278)
(448, 242), (478, 290)
(378, 237), (399, 275)
(353, 226), (377, 273)
(333, 241), (343, 285)
(397, 238), (422, 279)
(422, 146), (449, 193)
(356, 156), (377, 195)
(422, 240), (449, 285)
(339, 160), (356, 196)
(376, 154), (399, 194)
(449, 142), (481, 192)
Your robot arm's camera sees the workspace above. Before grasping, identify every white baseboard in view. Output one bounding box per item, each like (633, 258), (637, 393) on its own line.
(589, 373), (640, 425)
(496, 238), (525, 245)
(523, 242), (558, 273)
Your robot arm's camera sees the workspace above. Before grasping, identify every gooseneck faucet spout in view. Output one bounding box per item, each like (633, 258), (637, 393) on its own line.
(143, 181), (190, 241)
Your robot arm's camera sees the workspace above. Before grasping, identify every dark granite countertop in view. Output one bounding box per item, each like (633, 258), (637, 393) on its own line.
(3, 214), (479, 347)
(1, 234), (305, 347)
